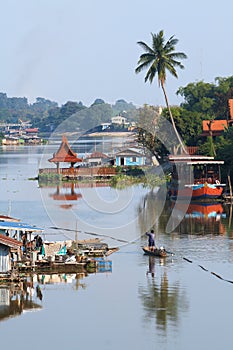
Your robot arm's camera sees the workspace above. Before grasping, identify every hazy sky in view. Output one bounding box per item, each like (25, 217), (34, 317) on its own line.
(0, 0), (232, 107)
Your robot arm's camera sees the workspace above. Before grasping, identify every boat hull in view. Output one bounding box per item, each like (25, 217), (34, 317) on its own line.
(142, 247), (167, 257)
(169, 183), (223, 201)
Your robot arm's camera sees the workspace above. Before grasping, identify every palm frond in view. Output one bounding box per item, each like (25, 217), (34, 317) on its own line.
(137, 41), (154, 54)
(135, 30), (187, 83)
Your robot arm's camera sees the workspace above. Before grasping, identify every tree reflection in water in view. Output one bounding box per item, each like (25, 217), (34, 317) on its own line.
(137, 186), (167, 235)
(139, 258), (188, 333)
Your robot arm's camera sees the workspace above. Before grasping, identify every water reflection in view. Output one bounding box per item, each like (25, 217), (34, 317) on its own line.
(0, 280), (42, 322)
(139, 258), (188, 333)
(0, 272), (89, 322)
(166, 201), (228, 235)
(49, 183), (82, 205)
(137, 186), (167, 234)
(37, 273), (87, 290)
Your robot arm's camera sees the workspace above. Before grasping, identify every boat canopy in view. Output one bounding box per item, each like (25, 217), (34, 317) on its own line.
(186, 161), (224, 165)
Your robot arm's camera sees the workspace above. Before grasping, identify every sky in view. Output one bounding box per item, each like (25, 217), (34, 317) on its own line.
(0, 0), (232, 108)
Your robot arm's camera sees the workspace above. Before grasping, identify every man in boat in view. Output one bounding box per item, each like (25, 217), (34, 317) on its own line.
(146, 229), (155, 251)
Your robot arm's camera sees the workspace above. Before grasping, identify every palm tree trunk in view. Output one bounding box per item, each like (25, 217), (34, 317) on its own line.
(161, 82), (188, 154)
(207, 121), (216, 157)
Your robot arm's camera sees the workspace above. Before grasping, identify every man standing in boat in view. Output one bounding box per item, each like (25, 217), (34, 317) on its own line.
(146, 229), (155, 251)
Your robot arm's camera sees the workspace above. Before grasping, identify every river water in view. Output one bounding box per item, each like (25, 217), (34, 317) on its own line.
(1, 145), (233, 350)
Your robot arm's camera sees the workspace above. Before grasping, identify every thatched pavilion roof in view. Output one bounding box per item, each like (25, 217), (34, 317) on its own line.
(49, 135), (82, 164)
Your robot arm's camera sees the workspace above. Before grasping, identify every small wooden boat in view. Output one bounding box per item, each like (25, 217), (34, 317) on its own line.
(142, 246), (167, 257)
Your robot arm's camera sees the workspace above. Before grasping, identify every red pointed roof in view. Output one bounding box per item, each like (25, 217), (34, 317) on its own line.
(49, 135), (82, 163)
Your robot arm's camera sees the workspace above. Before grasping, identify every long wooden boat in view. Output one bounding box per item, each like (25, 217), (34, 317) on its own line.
(142, 246), (167, 257)
(167, 155), (226, 201)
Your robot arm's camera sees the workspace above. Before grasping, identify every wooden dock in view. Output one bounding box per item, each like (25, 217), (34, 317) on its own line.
(39, 166), (117, 180)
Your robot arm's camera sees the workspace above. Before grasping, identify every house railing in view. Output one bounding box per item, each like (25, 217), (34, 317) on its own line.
(39, 167), (117, 177)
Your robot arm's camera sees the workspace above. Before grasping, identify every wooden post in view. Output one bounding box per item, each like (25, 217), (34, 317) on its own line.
(75, 221), (78, 243)
(228, 174), (232, 202)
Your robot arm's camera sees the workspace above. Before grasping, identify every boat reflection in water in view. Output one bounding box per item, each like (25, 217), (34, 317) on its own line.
(168, 201), (227, 235)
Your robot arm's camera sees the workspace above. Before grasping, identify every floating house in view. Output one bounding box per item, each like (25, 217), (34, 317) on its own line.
(39, 136), (116, 179)
(0, 221), (43, 241)
(0, 221), (44, 273)
(115, 148), (146, 166)
(0, 235), (22, 273)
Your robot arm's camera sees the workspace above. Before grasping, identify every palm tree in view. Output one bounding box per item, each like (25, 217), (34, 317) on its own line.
(135, 30), (188, 154)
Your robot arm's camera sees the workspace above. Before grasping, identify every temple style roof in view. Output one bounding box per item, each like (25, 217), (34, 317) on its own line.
(49, 135), (82, 164)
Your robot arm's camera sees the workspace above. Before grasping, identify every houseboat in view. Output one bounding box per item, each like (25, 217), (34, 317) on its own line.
(167, 155), (226, 201)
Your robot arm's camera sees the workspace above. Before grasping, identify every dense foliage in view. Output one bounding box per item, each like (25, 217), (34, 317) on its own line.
(1, 74), (233, 180)
(0, 94), (137, 133)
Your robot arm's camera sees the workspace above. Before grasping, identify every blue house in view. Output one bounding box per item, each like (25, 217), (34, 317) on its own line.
(115, 148), (146, 166)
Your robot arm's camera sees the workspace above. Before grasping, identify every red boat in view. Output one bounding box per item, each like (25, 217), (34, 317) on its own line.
(168, 155), (225, 201)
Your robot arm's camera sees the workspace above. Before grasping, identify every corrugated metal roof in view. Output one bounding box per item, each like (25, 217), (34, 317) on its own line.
(0, 221), (43, 232)
(0, 234), (22, 248)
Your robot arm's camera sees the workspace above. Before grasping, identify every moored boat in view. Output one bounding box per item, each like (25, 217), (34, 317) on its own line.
(167, 155), (226, 201)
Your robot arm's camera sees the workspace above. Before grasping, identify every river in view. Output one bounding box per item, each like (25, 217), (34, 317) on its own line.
(0, 145), (233, 350)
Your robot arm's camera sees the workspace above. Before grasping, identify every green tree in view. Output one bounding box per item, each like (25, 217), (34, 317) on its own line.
(135, 30), (187, 154)
(136, 104), (168, 160)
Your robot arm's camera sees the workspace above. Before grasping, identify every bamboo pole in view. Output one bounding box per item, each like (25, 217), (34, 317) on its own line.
(228, 174), (233, 202)
(75, 221), (78, 243)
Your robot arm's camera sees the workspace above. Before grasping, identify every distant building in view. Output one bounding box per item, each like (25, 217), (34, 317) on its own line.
(85, 152), (112, 166)
(115, 148), (146, 166)
(111, 116), (128, 125)
(100, 123), (111, 130)
(202, 120), (228, 137)
(201, 99), (233, 137)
